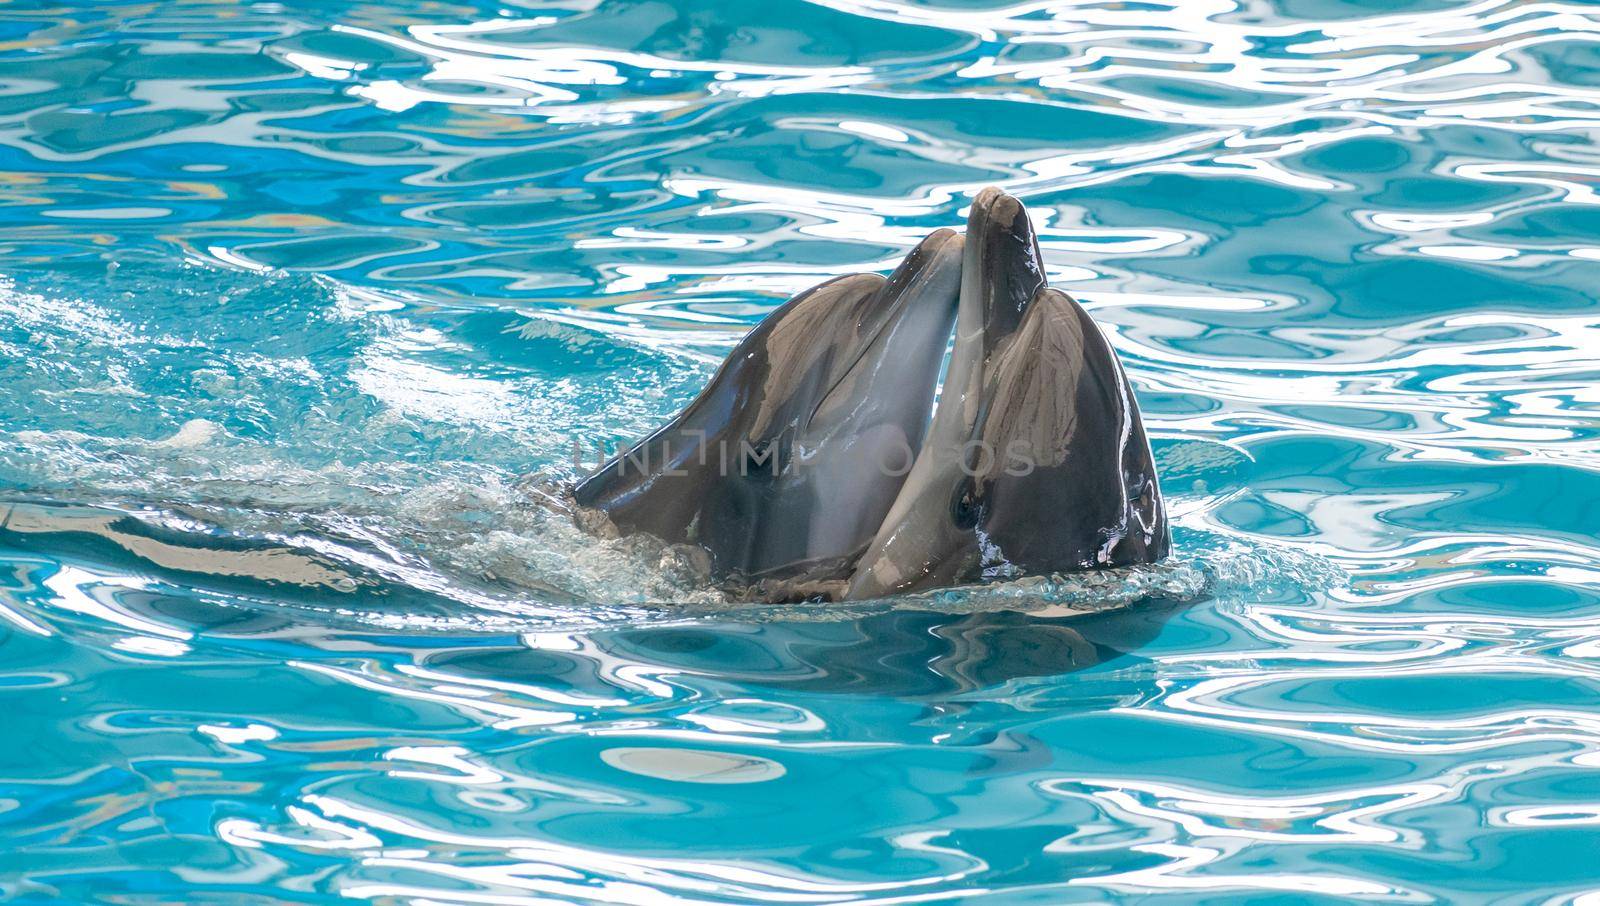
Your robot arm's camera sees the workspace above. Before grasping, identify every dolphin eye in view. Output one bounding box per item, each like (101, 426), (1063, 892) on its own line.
(951, 479), (981, 530)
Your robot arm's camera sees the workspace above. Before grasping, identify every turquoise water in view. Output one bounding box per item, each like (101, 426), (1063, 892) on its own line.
(2, 0), (1599, 901)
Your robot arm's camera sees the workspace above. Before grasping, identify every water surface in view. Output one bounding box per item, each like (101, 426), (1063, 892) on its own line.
(2, 0), (1599, 902)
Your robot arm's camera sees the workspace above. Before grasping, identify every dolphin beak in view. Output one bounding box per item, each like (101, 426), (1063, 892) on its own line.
(965, 187), (1048, 363)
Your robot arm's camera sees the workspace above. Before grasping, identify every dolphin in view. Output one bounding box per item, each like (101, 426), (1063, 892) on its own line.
(844, 187), (1048, 597)
(847, 193), (1167, 598)
(572, 188), (1168, 602)
(571, 229), (964, 594)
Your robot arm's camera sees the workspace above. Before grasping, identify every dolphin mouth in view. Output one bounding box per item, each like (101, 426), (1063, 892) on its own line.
(574, 187), (1169, 603)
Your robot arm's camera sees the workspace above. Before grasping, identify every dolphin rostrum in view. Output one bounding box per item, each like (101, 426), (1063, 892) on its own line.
(572, 189), (1168, 602)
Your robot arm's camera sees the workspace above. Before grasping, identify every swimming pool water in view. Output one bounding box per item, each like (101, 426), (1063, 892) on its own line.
(2, 0), (1599, 901)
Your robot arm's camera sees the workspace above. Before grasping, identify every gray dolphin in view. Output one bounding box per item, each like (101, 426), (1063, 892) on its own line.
(846, 187), (1048, 597)
(571, 229), (964, 592)
(573, 188), (1168, 602)
(847, 192), (1167, 598)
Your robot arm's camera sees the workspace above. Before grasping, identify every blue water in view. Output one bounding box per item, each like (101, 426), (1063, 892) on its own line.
(2, 0), (1598, 901)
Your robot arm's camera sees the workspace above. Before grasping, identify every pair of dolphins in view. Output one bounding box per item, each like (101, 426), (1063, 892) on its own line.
(571, 188), (1169, 602)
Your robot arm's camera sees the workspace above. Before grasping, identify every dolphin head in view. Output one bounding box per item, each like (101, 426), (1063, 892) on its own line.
(845, 189), (1166, 600)
(844, 188), (1050, 599)
(572, 229), (963, 586)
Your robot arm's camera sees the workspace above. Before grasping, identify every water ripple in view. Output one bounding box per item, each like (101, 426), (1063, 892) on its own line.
(2, 0), (1599, 902)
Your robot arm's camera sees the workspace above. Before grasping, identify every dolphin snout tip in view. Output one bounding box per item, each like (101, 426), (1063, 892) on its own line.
(919, 227), (963, 256)
(990, 192), (1025, 224)
(972, 185), (1010, 206)
(968, 186), (1029, 233)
